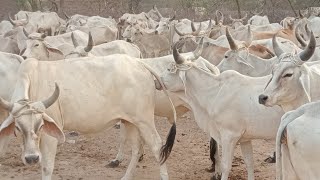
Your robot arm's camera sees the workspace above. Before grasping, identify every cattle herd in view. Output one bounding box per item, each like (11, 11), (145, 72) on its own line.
(0, 4), (320, 180)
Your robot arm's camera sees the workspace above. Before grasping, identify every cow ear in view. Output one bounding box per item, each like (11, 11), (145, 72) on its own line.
(42, 113), (65, 143)
(299, 71), (311, 103)
(0, 115), (15, 138)
(47, 48), (64, 55)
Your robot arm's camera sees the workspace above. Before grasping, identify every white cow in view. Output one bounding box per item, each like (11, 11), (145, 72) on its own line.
(65, 32), (141, 58)
(160, 41), (284, 180)
(275, 100), (320, 180)
(259, 32), (320, 112)
(0, 55), (176, 180)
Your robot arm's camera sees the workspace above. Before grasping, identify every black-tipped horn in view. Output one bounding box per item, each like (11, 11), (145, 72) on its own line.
(42, 83), (60, 109)
(299, 31), (316, 61)
(226, 27), (238, 50)
(23, 28), (29, 38)
(169, 13), (175, 21)
(272, 33), (285, 57)
(174, 24), (185, 36)
(295, 27), (307, 48)
(190, 37), (204, 61)
(299, 10), (304, 18)
(191, 21), (196, 32)
(0, 97), (13, 111)
(8, 13), (16, 26)
(84, 32), (94, 52)
(63, 11), (70, 20)
(192, 22), (201, 36)
(71, 32), (79, 48)
(173, 41), (186, 64)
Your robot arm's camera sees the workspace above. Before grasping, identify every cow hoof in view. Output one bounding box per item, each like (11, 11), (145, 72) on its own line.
(114, 124), (120, 129)
(264, 156), (276, 163)
(205, 166), (215, 173)
(138, 154), (144, 162)
(211, 174), (221, 180)
(107, 160), (120, 168)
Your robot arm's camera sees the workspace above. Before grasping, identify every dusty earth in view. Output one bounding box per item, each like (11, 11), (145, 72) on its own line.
(0, 112), (276, 180)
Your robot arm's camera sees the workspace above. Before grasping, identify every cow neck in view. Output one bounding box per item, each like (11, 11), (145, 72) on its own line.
(245, 53), (279, 76)
(177, 65), (221, 118)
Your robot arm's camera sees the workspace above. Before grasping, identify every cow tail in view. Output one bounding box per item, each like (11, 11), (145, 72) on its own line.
(137, 60), (177, 165)
(210, 138), (218, 171)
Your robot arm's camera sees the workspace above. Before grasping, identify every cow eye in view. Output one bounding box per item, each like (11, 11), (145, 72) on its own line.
(34, 44), (39, 47)
(15, 126), (21, 132)
(283, 73), (293, 78)
(225, 55), (228, 58)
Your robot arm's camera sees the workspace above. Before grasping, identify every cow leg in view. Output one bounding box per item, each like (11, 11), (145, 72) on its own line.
(121, 122), (141, 180)
(240, 141), (254, 180)
(108, 121), (127, 167)
(219, 135), (238, 180)
(40, 134), (58, 180)
(138, 123), (169, 180)
(281, 145), (298, 180)
(0, 135), (11, 158)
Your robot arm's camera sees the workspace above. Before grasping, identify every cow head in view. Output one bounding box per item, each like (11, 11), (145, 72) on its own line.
(229, 13), (247, 29)
(0, 84), (64, 165)
(21, 30), (63, 60)
(8, 13), (29, 27)
(65, 31), (94, 58)
(161, 37), (219, 92)
(258, 32), (316, 111)
(217, 27), (253, 73)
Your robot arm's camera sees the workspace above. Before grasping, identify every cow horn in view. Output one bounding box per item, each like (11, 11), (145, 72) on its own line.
(23, 28), (29, 38)
(218, 11), (224, 23)
(71, 32), (79, 47)
(229, 14), (235, 21)
(305, 24), (311, 37)
(191, 21), (196, 32)
(295, 27), (307, 48)
(174, 24), (185, 36)
(272, 33), (285, 57)
(84, 32), (94, 52)
(226, 27), (238, 50)
(8, 13), (17, 26)
(24, 14), (29, 25)
(42, 83), (60, 109)
(63, 11), (70, 20)
(241, 13), (248, 21)
(245, 25), (253, 47)
(299, 31), (316, 61)
(190, 37), (204, 61)
(153, 5), (163, 19)
(192, 22), (201, 36)
(0, 97), (13, 111)
(299, 10), (304, 18)
(173, 41), (186, 64)
(169, 13), (175, 21)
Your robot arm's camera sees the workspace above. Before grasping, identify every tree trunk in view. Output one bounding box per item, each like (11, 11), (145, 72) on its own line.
(235, 0), (241, 18)
(287, 0), (297, 16)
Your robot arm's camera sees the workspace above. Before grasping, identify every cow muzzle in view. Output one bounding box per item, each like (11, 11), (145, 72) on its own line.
(24, 154), (40, 165)
(258, 94), (268, 105)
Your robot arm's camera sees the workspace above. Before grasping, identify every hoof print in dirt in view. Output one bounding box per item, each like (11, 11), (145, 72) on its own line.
(107, 160), (120, 168)
(138, 154), (144, 162)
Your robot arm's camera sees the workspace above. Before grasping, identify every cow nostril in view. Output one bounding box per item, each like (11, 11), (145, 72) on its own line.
(22, 56), (27, 60)
(25, 155), (39, 164)
(258, 95), (268, 104)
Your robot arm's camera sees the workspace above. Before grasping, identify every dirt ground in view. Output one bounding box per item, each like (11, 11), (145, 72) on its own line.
(0, 112), (276, 180)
